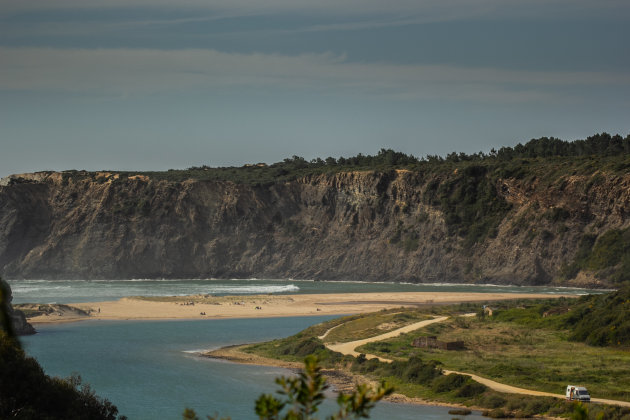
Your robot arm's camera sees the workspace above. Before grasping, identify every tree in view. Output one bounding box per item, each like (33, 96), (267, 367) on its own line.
(186, 355), (393, 420)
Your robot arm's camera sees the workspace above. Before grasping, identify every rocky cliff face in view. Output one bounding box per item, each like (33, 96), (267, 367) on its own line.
(1, 168), (628, 287)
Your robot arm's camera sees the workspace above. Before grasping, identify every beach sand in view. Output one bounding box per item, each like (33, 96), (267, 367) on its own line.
(27, 291), (568, 324)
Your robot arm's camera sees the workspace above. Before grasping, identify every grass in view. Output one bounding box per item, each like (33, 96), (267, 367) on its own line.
(241, 308), (428, 363)
(243, 297), (630, 418)
(359, 316), (630, 401)
(322, 310), (430, 343)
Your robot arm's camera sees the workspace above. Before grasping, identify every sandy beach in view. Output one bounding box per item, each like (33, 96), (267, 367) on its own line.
(26, 291), (568, 324)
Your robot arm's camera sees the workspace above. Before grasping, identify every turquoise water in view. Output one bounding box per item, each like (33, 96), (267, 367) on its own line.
(14, 279), (600, 419)
(21, 317), (486, 420)
(8, 278), (597, 304)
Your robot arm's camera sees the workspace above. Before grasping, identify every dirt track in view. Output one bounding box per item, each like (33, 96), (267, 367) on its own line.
(326, 316), (448, 359)
(323, 316), (630, 408)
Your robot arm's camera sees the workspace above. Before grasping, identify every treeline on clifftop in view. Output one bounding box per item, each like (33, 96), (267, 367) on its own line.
(46, 132), (630, 185)
(48, 132), (630, 250)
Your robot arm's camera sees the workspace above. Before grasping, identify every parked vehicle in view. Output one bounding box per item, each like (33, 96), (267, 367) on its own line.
(566, 385), (591, 402)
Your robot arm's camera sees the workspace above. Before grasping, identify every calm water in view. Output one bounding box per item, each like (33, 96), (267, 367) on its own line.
(8, 278), (596, 304)
(14, 279), (599, 419)
(21, 317), (487, 420)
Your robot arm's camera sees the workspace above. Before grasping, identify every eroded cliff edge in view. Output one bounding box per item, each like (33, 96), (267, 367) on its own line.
(1, 166), (628, 287)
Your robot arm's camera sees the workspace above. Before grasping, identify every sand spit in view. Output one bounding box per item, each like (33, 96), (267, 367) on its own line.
(25, 292), (568, 324)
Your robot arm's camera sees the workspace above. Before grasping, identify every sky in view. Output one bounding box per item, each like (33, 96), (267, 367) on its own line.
(1, 0), (629, 177)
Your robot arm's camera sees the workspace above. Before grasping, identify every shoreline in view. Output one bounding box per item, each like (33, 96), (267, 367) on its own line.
(23, 291), (571, 324)
(203, 344), (479, 411)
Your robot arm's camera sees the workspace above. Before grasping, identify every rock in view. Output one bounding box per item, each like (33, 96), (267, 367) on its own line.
(10, 309), (36, 335)
(0, 278), (36, 335)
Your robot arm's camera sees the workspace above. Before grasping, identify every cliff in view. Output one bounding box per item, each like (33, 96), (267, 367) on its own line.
(1, 160), (629, 287)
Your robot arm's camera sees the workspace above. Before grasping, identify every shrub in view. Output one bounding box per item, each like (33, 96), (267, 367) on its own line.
(432, 374), (468, 393)
(455, 381), (487, 397)
(483, 408), (509, 418)
(482, 394), (507, 409)
(448, 408), (472, 415)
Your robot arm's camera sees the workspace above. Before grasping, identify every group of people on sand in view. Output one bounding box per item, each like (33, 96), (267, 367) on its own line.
(180, 301), (195, 306)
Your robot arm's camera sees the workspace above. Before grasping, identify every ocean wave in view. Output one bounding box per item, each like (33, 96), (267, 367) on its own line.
(181, 349), (212, 354)
(200, 284), (300, 294)
(10, 285), (72, 292)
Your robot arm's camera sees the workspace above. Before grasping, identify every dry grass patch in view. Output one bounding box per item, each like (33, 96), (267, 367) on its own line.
(323, 311), (430, 343)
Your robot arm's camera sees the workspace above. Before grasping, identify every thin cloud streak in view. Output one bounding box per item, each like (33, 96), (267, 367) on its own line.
(1, 47), (627, 105)
(1, 0), (627, 21)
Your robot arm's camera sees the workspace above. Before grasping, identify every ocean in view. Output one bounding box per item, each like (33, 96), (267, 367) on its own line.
(8, 278), (596, 304)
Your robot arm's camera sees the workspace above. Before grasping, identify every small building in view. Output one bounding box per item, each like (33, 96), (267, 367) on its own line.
(412, 336), (465, 351)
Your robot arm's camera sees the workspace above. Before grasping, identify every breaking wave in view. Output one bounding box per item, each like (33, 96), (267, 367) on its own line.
(199, 284), (299, 294)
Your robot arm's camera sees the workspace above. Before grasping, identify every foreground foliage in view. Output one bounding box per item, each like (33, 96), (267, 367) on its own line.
(184, 355), (393, 420)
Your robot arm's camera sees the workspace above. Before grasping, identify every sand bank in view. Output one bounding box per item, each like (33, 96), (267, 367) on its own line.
(27, 291), (568, 324)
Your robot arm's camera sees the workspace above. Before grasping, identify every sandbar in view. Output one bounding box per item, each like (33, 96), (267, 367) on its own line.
(26, 291), (570, 324)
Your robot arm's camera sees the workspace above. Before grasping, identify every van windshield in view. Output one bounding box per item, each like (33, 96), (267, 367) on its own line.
(578, 391), (589, 395)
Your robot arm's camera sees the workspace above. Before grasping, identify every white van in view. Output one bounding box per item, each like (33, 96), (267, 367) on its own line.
(566, 385), (590, 402)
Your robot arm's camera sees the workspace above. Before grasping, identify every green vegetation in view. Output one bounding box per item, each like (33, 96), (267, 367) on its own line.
(47, 133), (630, 185)
(359, 292), (630, 402)
(423, 164), (512, 246)
(563, 286), (630, 346)
(244, 309), (429, 363)
(15, 132), (622, 253)
(184, 356), (392, 420)
(482, 286), (630, 347)
(318, 311), (429, 343)
(245, 294), (630, 419)
(0, 278), (126, 420)
(563, 229), (630, 284)
(350, 354), (486, 399)
(44, 133), (630, 250)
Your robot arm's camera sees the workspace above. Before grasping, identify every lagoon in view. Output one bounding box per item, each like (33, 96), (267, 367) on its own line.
(22, 317), (487, 420)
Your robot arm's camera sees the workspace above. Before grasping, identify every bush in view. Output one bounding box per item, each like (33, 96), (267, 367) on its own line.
(483, 408), (509, 418)
(482, 394), (507, 409)
(293, 338), (326, 357)
(455, 381), (487, 397)
(398, 356), (442, 384)
(448, 408), (472, 415)
(432, 374), (468, 393)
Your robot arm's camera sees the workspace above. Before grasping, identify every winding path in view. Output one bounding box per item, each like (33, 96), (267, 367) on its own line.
(321, 315), (630, 408)
(325, 316), (448, 360)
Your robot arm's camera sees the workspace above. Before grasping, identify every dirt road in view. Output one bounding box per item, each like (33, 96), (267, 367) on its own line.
(325, 316), (448, 361)
(322, 316), (630, 408)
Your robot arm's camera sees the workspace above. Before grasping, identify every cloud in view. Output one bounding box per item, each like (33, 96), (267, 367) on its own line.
(1, 47), (628, 103)
(1, 0), (628, 21)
